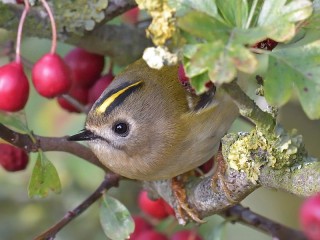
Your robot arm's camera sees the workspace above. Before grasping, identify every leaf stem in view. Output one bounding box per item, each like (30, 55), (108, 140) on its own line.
(15, 0), (30, 63)
(245, 0), (258, 29)
(33, 173), (120, 240)
(39, 0), (57, 54)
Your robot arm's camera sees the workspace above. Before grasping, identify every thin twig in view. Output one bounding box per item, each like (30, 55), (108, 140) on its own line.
(3, 2), (150, 66)
(0, 123), (106, 170)
(33, 173), (120, 240)
(60, 94), (89, 114)
(221, 205), (307, 240)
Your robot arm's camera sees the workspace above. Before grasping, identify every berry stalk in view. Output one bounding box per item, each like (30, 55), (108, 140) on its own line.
(15, 0), (30, 63)
(39, 0), (57, 54)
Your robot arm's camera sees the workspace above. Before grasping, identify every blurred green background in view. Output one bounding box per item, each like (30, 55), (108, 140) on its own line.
(0, 29), (319, 240)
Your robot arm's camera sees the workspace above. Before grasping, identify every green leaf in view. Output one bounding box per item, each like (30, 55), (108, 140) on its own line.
(183, 44), (201, 59)
(0, 111), (30, 134)
(100, 194), (134, 240)
(281, 0), (313, 22)
(186, 41), (225, 78)
(264, 40), (320, 119)
(179, 0), (219, 19)
(178, 12), (230, 41)
(281, 29), (320, 48)
(257, 0), (312, 42)
(184, 42), (257, 87)
(208, 54), (236, 85)
(295, 77), (320, 119)
(209, 219), (228, 240)
(258, 0), (287, 25)
(28, 152), (61, 198)
(304, 0), (320, 29)
(215, 0), (248, 27)
(190, 72), (210, 93)
(228, 44), (257, 73)
(264, 56), (293, 106)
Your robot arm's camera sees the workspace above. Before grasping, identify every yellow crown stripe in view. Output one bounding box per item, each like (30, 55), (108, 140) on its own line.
(96, 81), (142, 113)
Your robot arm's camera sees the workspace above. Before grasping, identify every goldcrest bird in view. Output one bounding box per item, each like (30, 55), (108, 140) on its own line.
(68, 59), (238, 181)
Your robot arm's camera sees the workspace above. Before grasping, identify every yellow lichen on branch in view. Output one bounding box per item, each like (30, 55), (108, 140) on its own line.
(136, 0), (176, 46)
(226, 126), (310, 184)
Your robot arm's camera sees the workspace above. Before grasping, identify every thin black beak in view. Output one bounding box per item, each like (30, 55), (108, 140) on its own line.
(67, 129), (98, 141)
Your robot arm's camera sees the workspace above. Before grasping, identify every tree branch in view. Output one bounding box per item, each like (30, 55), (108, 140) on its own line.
(222, 81), (276, 134)
(222, 205), (307, 240)
(0, 1), (151, 65)
(33, 173), (120, 240)
(0, 123), (107, 170)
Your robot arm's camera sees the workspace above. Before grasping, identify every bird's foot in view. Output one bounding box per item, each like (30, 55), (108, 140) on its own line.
(171, 175), (205, 224)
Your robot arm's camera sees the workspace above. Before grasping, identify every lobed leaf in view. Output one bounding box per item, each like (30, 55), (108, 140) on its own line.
(257, 0), (312, 42)
(178, 12), (230, 41)
(304, 0), (320, 29)
(179, 0), (219, 19)
(184, 42), (257, 90)
(215, 0), (248, 27)
(258, 0), (287, 26)
(264, 40), (320, 119)
(190, 72), (210, 94)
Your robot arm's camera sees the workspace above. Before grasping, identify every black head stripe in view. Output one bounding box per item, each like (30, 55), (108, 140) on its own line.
(95, 81), (143, 115)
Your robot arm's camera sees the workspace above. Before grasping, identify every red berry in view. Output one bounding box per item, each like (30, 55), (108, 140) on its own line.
(130, 216), (153, 239)
(178, 64), (195, 93)
(178, 64), (189, 86)
(16, 0), (24, 4)
(0, 143), (29, 172)
(171, 230), (202, 240)
(300, 194), (320, 240)
(32, 53), (71, 98)
(122, 7), (140, 24)
(199, 157), (214, 174)
(135, 230), (168, 240)
(57, 86), (89, 113)
(0, 62), (29, 112)
(88, 72), (114, 104)
(162, 200), (175, 216)
(64, 48), (105, 88)
(138, 191), (169, 219)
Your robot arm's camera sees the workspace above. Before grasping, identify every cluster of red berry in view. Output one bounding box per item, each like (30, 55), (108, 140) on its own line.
(57, 47), (113, 113)
(0, 1), (113, 113)
(130, 190), (203, 240)
(0, 0), (114, 173)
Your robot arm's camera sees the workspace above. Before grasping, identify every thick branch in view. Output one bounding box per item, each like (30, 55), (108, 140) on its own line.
(0, 123), (107, 170)
(34, 173), (120, 240)
(260, 162), (320, 197)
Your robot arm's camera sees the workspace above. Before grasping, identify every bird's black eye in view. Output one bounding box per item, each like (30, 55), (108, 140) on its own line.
(112, 121), (129, 137)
